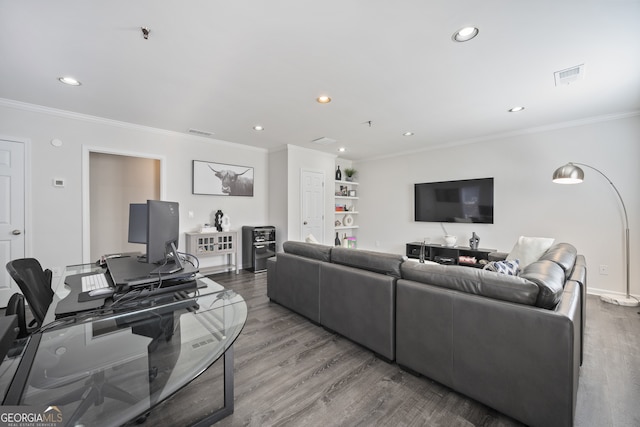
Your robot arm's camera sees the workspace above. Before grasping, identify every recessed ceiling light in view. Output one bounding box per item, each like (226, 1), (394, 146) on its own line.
(452, 27), (479, 42)
(253, 125), (264, 131)
(316, 95), (332, 104)
(339, 147), (346, 152)
(403, 131), (414, 136)
(58, 76), (81, 86)
(508, 106), (525, 112)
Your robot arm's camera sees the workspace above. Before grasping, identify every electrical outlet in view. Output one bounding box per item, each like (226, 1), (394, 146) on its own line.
(599, 265), (609, 275)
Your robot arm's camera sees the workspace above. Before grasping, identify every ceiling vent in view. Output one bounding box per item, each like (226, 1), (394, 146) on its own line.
(188, 128), (214, 137)
(554, 64), (585, 86)
(311, 137), (337, 145)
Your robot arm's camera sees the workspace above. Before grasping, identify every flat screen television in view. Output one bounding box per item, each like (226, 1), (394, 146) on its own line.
(414, 178), (494, 224)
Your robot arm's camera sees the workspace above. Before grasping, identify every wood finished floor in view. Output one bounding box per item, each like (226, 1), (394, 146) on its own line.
(177, 270), (640, 427)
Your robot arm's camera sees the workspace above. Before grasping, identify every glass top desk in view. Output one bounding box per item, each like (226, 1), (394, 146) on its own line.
(0, 263), (247, 427)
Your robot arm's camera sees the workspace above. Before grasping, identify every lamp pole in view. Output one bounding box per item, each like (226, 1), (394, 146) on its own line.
(557, 162), (634, 305)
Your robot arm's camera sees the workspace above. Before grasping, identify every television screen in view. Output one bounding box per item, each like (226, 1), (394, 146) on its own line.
(414, 178), (494, 223)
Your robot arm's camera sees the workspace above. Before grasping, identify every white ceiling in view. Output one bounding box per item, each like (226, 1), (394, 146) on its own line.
(1, 1), (639, 160)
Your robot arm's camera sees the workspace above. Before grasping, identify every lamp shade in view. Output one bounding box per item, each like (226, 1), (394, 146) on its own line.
(552, 163), (584, 184)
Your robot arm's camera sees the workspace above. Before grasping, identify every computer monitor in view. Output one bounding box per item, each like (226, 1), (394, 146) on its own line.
(127, 203), (147, 244)
(146, 200), (184, 274)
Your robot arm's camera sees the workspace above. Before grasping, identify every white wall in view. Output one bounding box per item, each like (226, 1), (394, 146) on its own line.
(268, 147), (288, 253)
(355, 114), (640, 297)
(0, 101), (269, 273)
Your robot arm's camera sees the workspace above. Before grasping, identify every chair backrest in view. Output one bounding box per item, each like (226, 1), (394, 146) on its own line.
(6, 258), (54, 327)
(6, 293), (28, 338)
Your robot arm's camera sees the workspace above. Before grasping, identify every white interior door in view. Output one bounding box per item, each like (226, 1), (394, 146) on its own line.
(301, 170), (324, 243)
(0, 140), (25, 306)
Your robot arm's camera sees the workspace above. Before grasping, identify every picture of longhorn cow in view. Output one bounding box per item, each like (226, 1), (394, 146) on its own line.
(207, 165), (253, 196)
(192, 160), (254, 196)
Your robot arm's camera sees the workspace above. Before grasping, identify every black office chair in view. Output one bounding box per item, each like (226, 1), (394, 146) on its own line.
(6, 258), (54, 332)
(5, 293), (28, 338)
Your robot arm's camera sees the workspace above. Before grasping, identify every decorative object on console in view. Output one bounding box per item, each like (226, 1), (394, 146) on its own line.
(335, 166), (342, 181)
(553, 162), (637, 306)
(469, 232), (480, 250)
(220, 214), (231, 231)
(193, 160), (254, 197)
(214, 210), (224, 231)
(444, 235), (457, 247)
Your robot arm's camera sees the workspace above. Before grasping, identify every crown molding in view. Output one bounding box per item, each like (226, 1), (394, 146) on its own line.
(358, 110), (640, 163)
(0, 98), (268, 153)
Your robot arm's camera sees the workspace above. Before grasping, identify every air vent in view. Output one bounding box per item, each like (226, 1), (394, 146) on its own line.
(554, 64), (585, 86)
(188, 128), (214, 137)
(311, 137), (337, 145)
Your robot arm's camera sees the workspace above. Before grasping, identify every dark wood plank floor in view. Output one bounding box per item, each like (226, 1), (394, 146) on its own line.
(159, 270), (640, 426)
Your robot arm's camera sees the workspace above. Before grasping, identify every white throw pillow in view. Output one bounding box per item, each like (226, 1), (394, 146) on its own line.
(507, 236), (555, 268)
(305, 233), (320, 244)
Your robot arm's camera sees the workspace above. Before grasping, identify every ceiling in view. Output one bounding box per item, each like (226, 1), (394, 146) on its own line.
(1, 1), (639, 160)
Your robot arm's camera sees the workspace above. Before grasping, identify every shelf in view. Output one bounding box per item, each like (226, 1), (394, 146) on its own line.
(335, 211), (359, 214)
(335, 225), (359, 230)
(335, 180), (359, 186)
(335, 196), (358, 200)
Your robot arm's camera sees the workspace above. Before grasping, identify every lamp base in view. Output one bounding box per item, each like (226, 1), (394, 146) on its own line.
(600, 293), (640, 307)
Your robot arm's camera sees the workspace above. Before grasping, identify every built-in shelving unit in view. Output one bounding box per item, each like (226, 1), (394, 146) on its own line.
(335, 179), (358, 246)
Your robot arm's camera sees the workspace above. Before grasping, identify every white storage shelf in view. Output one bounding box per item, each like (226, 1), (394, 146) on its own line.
(334, 178), (359, 238)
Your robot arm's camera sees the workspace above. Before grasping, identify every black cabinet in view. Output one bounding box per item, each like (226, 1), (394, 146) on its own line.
(406, 242), (496, 268)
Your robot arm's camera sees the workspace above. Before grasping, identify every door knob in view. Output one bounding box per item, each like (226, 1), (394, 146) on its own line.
(303, 221), (308, 225)
(12, 230), (22, 235)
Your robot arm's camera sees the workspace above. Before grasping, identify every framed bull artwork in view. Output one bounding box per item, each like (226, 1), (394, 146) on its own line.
(192, 160), (254, 196)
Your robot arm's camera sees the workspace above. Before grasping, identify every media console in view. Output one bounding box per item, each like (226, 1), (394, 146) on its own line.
(406, 242), (496, 268)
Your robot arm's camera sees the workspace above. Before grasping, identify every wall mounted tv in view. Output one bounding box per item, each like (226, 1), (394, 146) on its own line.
(414, 178), (494, 224)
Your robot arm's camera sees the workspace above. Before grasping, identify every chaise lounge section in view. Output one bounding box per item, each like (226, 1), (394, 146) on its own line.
(266, 240), (586, 427)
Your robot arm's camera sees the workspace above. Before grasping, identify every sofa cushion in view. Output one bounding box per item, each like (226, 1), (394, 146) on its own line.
(331, 247), (406, 278)
(401, 262), (539, 306)
(520, 260), (566, 309)
(483, 259), (520, 275)
(539, 243), (577, 279)
(283, 241), (332, 262)
(507, 236), (555, 268)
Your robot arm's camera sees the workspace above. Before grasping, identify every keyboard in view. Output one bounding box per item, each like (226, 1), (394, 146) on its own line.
(81, 273), (111, 292)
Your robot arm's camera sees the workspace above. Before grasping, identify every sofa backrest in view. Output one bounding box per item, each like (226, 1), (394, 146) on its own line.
(331, 247), (405, 278)
(539, 243), (577, 279)
(519, 260), (566, 309)
(401, 262), (540, 306)
(283, 241), (332, 262)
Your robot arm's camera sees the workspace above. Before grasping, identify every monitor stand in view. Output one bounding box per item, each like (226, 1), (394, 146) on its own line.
(151, 242), (184, 275)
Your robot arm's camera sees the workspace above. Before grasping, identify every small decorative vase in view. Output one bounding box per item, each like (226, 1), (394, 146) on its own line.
(469, 232), (480, 250)
(214, 210), (224, 232)
(335, 232), (341, 247)
(335, 166), (342, 181)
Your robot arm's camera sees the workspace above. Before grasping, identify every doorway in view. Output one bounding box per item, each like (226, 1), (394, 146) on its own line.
(83, 148), (164, 263)
(300, 169), (325, 243)
(0, 139), (27, 306)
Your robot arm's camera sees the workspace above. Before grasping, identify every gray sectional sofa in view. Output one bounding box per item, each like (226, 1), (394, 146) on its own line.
(266, 241), (587, 427)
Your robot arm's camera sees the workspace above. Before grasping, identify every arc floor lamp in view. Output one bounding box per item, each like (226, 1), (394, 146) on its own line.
(552, 162), (638, 307)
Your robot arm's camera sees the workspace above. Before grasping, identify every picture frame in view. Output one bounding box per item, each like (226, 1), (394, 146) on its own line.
(192, 160), (254, 196)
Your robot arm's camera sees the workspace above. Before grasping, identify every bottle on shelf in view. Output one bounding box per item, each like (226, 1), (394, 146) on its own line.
(335, 166), (342, 181)
(335, 232), (341, 247)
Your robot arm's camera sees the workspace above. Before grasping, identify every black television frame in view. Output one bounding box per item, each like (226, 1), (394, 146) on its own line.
(414, 177), (494, 224)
